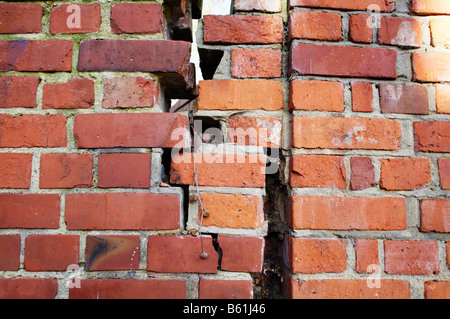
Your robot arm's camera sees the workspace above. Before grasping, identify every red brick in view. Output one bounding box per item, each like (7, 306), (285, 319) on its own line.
(78, 40), (192, 76)
(231, 48), (282, 78)
(228, 117), (282, 148)
(110, 3), (164, 34)
(39, 153), (94, 189)
(420, 199), (450, 233)
(354, 239), (379, 274)
(43, 78), (95, 109)
(50, 3), (101, 34)
(290, 155), (346, 189)
(198, 193), (264, 229)
(199, 279), (253, 299)
(102, 77), (160, 109)
(430, 19), (450, 48)
(289, 11), (342, 41)
(203, 15), (283, 44)
(219, 235), (264, 272)
(436, 84), (450, 114)
(411, 0), (450, 15)
(0, 153), (32, 189)
(378, 17), (422, 47)
(0, 76), (40, 108)
(351, 82), (373, 112)
(0, 194), (60, 229)
(24, 235), (79, 271)
(65, 193), (180, 230)
(74, 113), (189, 149)
(0, 114), (67, 148)
(234, 0), (281, 12)
(291, 43), (397, 79)
(0, 40), (73, 72)
(286, 277), (411, 299)
(414, 121), (450, 152)
(290, 80), (344, 112)
(147, 235), (218, 273)
(170, 153), (266, 188)
(285, 237), (347, 274)
(413, 52), (450, 82)
(69, 279), (186, 299)
(0, 3), (42, 34)
(287, 196), (407, 231)
(447, 242), (450, 269)
(424, 281), (450, 299)
(384, 241), (439, 275)
(349, 14), (372, 43)
(0, 235), (20, 271)
(198, 80), (284, 111)
(350, 157), (375, 190)
(379, 83), (428, 114)
(292, 117), (401, 150)
(290, 0), (395, 12)
(380, 158), (431, 190)
(85, 235), (140, 271)
(0, 279), (58, 299)
(438, 158), (450, 189)
(98, 153), (151, 188)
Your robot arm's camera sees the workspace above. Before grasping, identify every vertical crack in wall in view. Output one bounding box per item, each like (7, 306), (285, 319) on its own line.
(163, 0), (292, 298)
(255, 151), (290, 299)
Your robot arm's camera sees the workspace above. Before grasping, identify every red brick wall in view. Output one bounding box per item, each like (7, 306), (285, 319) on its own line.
(0, 0), (449, 300)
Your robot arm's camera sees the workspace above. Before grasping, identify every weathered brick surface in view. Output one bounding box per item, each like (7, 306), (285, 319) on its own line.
(50, 3), (101, 34)
(287, 278), (411, 299)
(287, 196), (407, 230)
(65, 193), (181, 230)
(0, 76), (40, 108)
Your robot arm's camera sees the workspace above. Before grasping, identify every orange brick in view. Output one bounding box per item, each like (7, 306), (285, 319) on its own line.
(351, 82), (373, 112)
(384, 241), (439, 275)
(349, 14), (372, 43)
(380, 158), (431, 190)
(203, 15), (283, 44)
(354, 239), (379, 273)
(290, 80), (344, 112)
(289, 11), (342, 41)
(413, 52), (450, 82)
(228, 117), (282, 148)
(420, 199), (450, 233)
(378, 17), (422, 47)
(292, 117), (401, 150)
(285, 237), (347, 274)
(286, 277), (411, 299)
(424, 281), (450, 299)
(430, 19), (450, 48)
(231, 48), (282, 78)
(198, 193), (264, 229)
(198, 80), (284, 111)
(436, 84), (450, 114)
(290, 155), (346, 189)
(287, 196), (407, 231)
(411, 0), (450, 15)
(438, 158), (450, 189)
(170, 153), (266, 188)
(414, 121), (450, 152)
